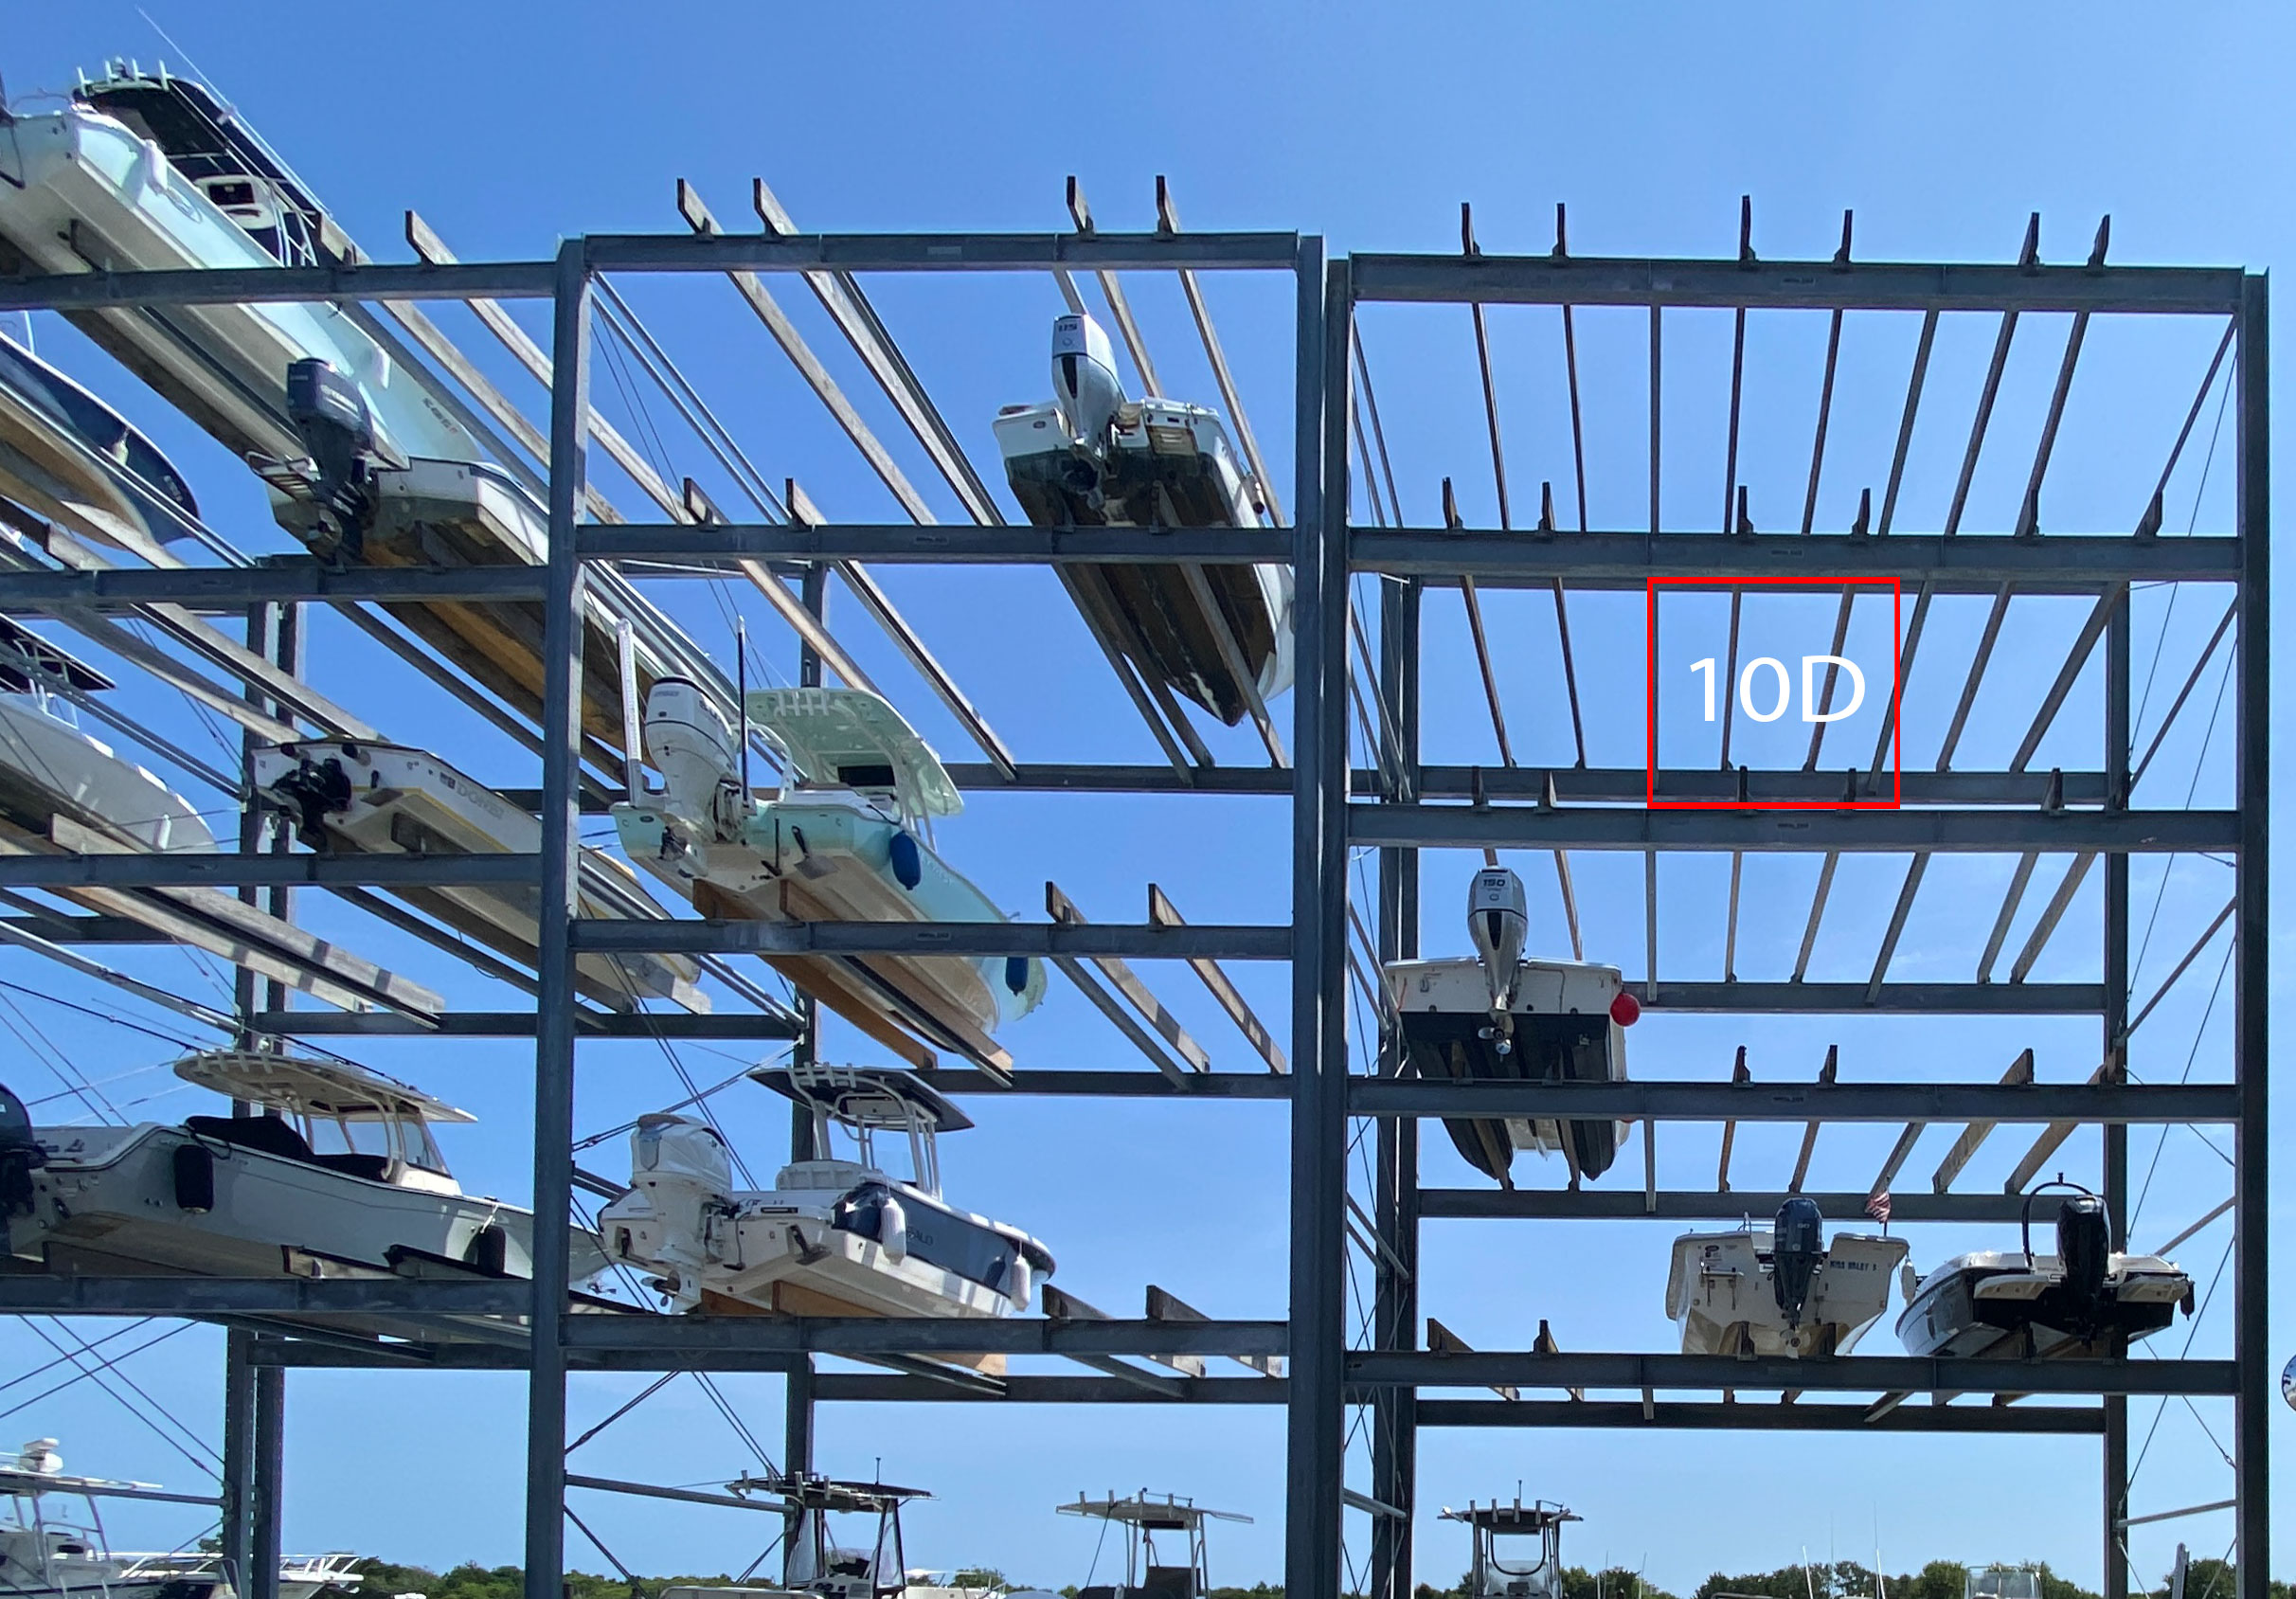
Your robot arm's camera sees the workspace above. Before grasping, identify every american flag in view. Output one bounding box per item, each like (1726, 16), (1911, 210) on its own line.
(1866, 1191), (1893, 1226)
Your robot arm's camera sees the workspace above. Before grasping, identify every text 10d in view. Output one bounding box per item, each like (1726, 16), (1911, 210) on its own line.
(1688, 656), (1867, 724)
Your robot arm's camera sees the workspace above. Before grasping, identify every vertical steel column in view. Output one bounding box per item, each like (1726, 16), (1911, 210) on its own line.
(525, 238), (593, 1599)
(221, 599), (280, 1590)
(249, 1361), (283, 1599)
(219, 1328), (257, 1594)
(2231, 272), (2269, 1599)
(1369, 575), (1422, 1599)
(1283, 238), (1341, 1599)
(2103, 586), (2131, 1599)
(785, 561), (826, 1497)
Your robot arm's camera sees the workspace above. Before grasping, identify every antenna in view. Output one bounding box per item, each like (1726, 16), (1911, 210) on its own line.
(736, 618), (751, 798)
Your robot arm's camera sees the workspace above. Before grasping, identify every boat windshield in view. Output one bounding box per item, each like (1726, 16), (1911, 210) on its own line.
(1968, 1569), (2041, 1599)
(306, 1112), (450, 1176)
(1487, 1532), (1558, 1586)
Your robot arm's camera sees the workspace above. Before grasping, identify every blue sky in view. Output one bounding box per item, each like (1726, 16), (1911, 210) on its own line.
(0, 3), (2287, 1593)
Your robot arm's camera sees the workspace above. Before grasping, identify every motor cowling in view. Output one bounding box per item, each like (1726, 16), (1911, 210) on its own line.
(613, 1114), (733, 1299)
(1051, 313), (1125, 452)
(2056, 1192), (2111, 1326)
(1771, 1196), (1825, 1328)
(1467, 868), (1529, 1030)
(285, 358), (400, 536)
(641, 678), (742, 834)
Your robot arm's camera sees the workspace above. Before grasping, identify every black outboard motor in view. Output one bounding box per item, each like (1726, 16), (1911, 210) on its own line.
(0, 1081), (45, 1220)
(265, 748), (356, 849)
(285, 358), (400, 549)
(1771, 1197), (1825, 1328)
(2056, 1191), (2112, 1335)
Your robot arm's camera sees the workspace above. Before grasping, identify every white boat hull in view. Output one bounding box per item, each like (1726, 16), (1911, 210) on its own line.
(1896, 1249), (2191, 1358)
(0, 106), (469, 464)
(7, 1121), (575, 1284)
(1387, 955), (1628, 1183)
(0, 695), (214, 853)
(1664, 1228), (1909, 1357)
(253, 738), (706, 1013)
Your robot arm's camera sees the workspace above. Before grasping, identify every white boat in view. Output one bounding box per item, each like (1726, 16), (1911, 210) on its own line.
(1440, 1499), (1578, 1599)
(252, 737), (708, 1014)
(1897, 1186), (2192, 1359)
(0, 67), (467, 465)
(995, 313), (1293, 729)
(1003, 1492), (1250, 1599)
(599, 1063), (1052, 1322)
(1665, 1197), (1910, 1357)
(0, 616), (214, 855)
(1384, 868), (1636, 1186)
(0, 1050), (603, 1292)
(1, 1438), (362, 1599)
(0, 67), (726, 780)
(614, 681), (1046, 1072)
(0, 331), (205, 552)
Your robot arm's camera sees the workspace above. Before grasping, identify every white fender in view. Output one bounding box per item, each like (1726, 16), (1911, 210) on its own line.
(878, 1196), (907, 1263)
(1007, 1251), (1032, 1311)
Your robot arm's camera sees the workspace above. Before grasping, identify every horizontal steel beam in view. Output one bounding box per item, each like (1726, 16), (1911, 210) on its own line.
(580, 524), (1291, 566)
(0, 260), (559, 312)
(1353, 1079), (2235, 1123)
(1350, 530), (2239, 589)
(1350, 805), (2236, 853)
(246, 1009), (806, 1040)
(0, 565), (547, 607)
(0, 914), (173, 943)
(1625, 981), (2103, 1015)
(811, 1374), (1280, 1403)
(569, 918), (1291, 959)
(0, 853), (543, 889)
(560, 1316), (1287, 1356)
(941, 764), (2111, 807)
(1419, 1189), (2078, 1223)
(1346, 254), (2246, 314)
(933, 1069), (1286, 1097)
(583, 230), (1302, 274)
(1352, 1351), (2235, 1396)
(1413, 1399), (2105, 1433)
(0, 1276), (532, 1316)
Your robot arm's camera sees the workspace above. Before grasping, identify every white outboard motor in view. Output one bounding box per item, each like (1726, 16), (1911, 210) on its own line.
(1467, 867), (1529, 1052)
(606, 1113), (735, 1308)
(1051, 312), (1125, 456)
(642, 677), (741, 834)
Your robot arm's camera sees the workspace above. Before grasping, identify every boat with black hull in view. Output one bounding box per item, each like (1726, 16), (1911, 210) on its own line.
(1384, 867), (1636, 1187)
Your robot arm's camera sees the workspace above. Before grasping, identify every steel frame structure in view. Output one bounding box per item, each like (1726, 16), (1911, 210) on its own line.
(1336, 248), (2267, 1599)
(0, 225), (2265, 1599)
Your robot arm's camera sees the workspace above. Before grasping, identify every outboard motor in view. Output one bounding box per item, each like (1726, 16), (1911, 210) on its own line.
(1770, 1197), (1825, 1329)
(284, 358), (402, 545)
(1051, 313), (1125, 457)
(2056, 1191), (2112, 1333)
(1466, 867), (1528, 1052)
(641, 678), (743, 835)
(266, 749), (355, 849)
(0, 1081), (44, 1220)
(605, 1113), (735, 1308)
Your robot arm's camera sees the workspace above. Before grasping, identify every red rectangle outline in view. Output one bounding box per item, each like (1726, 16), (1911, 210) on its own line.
(1643, 576), (1903, 809)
